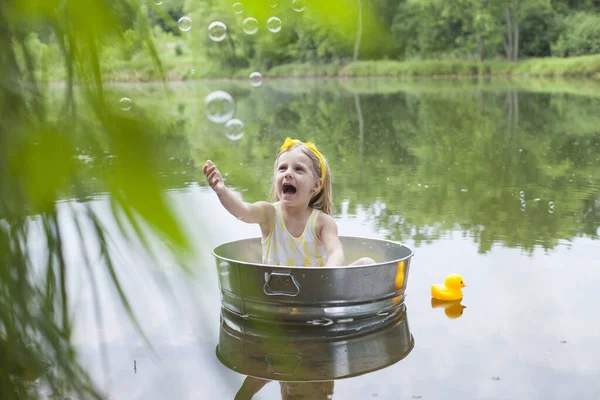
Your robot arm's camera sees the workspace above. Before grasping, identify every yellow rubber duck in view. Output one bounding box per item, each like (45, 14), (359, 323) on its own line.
(431, 298), (466, 319)
(431, 273), (466, 301)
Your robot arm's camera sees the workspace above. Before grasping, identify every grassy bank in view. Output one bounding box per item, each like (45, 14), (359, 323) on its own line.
(340, 55), (600, 79)
(97, 54), (600, 82)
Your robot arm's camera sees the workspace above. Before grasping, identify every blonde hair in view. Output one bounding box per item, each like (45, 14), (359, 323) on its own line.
(269, 143), (333, 215)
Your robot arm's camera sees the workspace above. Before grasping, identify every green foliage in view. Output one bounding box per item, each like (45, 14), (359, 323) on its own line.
(552, 12), (600, 56)
(1, 0), (192, 398)
(22, 0), (600, 81)
(518, 2), (561, 57)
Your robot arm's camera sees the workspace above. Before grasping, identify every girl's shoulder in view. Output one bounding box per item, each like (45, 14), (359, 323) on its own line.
(253, 201), (277, 238)
(256, 201), (277, 216)
(315, 210), (337, 233)
(314, 211), (339, 241)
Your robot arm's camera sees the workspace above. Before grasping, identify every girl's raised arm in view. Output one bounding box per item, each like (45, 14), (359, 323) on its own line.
(203, 160), (273, 227)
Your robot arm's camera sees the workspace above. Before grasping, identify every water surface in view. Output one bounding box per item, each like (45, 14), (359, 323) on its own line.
(53, 78), (600, 399)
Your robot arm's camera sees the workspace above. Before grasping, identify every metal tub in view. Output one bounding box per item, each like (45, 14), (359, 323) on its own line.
(216, 306), (414, 381)
(212, 236), (413, 322)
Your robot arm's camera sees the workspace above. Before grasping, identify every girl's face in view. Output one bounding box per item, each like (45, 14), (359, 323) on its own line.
(275, 148), (321, 207)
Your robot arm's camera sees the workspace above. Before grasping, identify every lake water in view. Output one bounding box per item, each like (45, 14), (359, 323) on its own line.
(55, 78), (599, 399)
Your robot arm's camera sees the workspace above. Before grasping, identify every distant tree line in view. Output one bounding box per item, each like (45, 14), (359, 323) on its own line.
(16, 0), (600, 80)
(185, 0), (600, 70)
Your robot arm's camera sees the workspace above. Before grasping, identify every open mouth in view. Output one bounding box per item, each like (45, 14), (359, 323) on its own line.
(282, 183), (297, 196)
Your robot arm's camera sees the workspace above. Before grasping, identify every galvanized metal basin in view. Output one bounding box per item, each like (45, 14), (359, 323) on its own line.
(212, 236), (414, 322)
(216, 306), (414, 381)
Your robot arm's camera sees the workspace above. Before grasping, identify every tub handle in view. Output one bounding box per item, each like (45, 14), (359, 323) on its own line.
(263, 271), (300, 297)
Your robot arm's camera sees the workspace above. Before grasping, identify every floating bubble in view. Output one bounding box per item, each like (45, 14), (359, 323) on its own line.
(242, 17), (259, 34)
(205, 91), (235, 124)
(232, 2), (244, 14)
(292, 0), (305, 12)
(520, 200), (526, 212)
(190, 69), (195, 75)
(119, 97), (132, 111)
(249, 71), (263, 87)
(208, 21), (227, 42)
(519, 191), (525, 199)
(267, 16), (282, 33)
(178, 16), (192, 31)
(549, 201), (555, 214)
(269, 0), (279, 7)
(224, 119), (245, 141)
(154, 0), (163, 4)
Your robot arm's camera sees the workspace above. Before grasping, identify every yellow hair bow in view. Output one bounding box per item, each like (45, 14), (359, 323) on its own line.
(279, 137), (326, 183)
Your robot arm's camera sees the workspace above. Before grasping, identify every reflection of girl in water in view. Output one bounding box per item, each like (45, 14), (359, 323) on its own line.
(235, 376), (334, 400)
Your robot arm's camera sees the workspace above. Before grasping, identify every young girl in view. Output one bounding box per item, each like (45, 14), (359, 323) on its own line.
(203, 137), (374, 267)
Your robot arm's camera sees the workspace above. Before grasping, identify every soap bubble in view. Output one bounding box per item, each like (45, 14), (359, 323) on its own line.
(242, 17), (258, 34)
(154, 0), (163, 5)
(208, 21), (227, 42)
(205, 91), (235, 124)
(269, 0), (279, 7)
(267, 16), (282, 33)
(178, 16), (192, 31)
(224, 119), (245, 141)
(520, 200), (526, 212)
(232, 2), (244, 14)
(119, 97), (132, 111)
(249, 71), (263, 87)
(519, 190), (525, 199)
(292, 0), (305, 12)
(549, 201), (555, 214)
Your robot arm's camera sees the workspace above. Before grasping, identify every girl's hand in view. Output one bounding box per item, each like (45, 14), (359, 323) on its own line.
(203, 160), (226, 194)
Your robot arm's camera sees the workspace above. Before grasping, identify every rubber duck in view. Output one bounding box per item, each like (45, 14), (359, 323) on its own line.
(431, 298), (466, 319)
(431, 273), (466, 301)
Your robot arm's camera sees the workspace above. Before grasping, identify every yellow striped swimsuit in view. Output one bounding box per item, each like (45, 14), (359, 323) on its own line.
(261, 203), (327, 267)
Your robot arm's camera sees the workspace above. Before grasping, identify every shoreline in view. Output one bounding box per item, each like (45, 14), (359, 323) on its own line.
(43, 54), (600, 84)
(51, 72), (600, 85)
